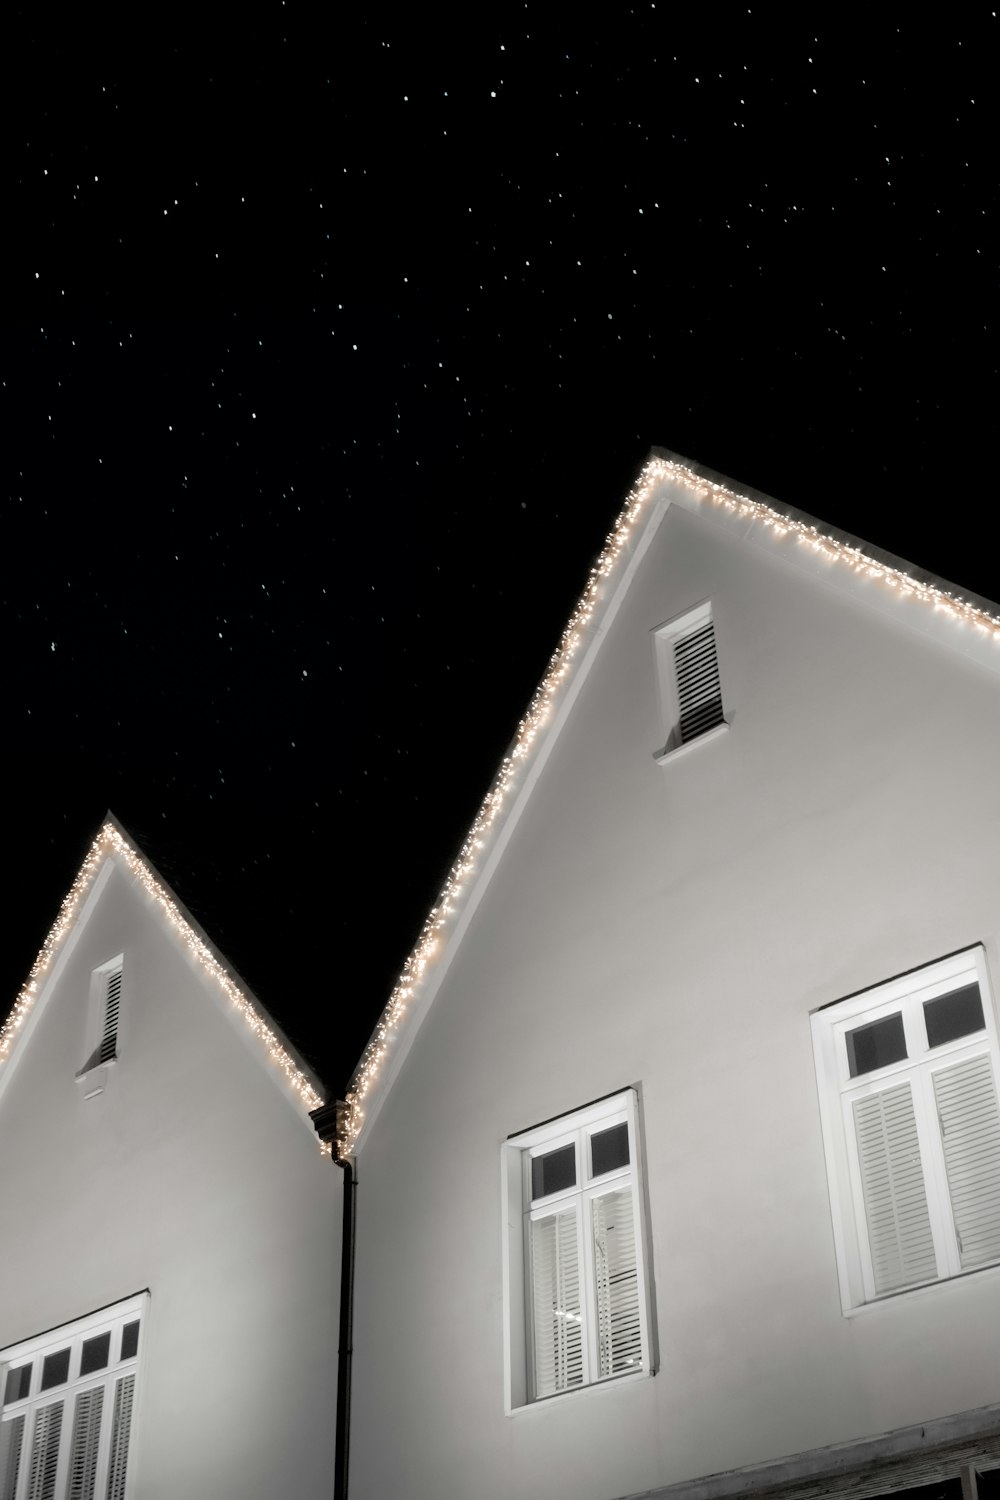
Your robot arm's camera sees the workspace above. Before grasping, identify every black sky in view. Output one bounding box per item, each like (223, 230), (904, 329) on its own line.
(3, 10), (997, 1101)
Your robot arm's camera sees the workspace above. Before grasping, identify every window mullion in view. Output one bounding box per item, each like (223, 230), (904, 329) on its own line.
(577, 1192), (597, 1388)
(911, 1065), (962, 1278)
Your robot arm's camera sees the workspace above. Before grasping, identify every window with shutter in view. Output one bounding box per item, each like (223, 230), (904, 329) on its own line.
(654, 601), (727, 761)
(501, 1089), (653, 1410)
(0, 1298), (144, 1500)
(812, 948), (1000, 1312)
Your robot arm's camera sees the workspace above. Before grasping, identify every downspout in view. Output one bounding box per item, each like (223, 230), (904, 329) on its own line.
(311, 1102), (356, 1500)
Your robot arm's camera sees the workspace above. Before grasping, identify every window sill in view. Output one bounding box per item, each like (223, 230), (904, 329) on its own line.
(842, 1258), (1000, 1318)
(75, 1058), (115, 1099)
(506, 1366), (652, 1417)
(654, 720), (729, 764)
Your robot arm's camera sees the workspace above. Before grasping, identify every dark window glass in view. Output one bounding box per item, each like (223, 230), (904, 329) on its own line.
(590, 1122), (630, 1177)
(976, 1466), (1000, 1498)
(923, 983), (985, 1049)
(4, 1363), (31, 1403)
(40, 1348), (70, 1391)
(120, 1322), (140, 1361)
(531, 1143), (576, 1200)
(80, 1333), (111, 1377)
(846, 1012), (907, 1077)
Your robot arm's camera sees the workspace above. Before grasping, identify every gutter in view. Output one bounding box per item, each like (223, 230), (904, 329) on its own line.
(311, 1102), (356, 1500)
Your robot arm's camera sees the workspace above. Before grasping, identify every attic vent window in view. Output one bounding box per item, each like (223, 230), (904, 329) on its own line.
(654, 602), (727, 762)
(99, 964), (122, 1064)
(76, 957), (124, 1093)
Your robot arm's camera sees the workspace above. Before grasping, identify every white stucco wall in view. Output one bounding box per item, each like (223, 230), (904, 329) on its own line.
(0, 860), (340, 1500)
(348, 495), (1000, 1499)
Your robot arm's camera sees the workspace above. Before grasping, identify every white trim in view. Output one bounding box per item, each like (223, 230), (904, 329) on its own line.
(501, 1087), (654, 1413)
(811, 946), (1000, 1313)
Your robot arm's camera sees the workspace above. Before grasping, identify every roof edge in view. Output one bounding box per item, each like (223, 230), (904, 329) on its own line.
(339, 453), (1000, 1157)
(0, 814), (327, 1138)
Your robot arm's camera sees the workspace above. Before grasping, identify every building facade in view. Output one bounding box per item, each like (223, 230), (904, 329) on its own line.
(341, 455), (1000, 1498)
(0, 823), (340, 1500)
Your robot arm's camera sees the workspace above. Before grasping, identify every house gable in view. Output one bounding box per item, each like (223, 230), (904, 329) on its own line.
(342, 451), (1000, 1159)
(0, 817), (325, 1133)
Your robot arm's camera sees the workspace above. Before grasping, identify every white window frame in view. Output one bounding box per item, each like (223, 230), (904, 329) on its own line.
(811, 947), (1000, 1314)
(652, 600), (727, 763)
(500, 1088), (654, 1413)
(76, 956), (124, 1099)
(0, 1293), (146, 1500)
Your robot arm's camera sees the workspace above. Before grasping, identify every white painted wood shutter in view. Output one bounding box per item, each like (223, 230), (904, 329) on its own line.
(853, 1083), (937, 1295)
(0, 1416), (25, 1500)
(104, 1377), (133, 1500)
(66, 1388), (103, 1500)
(531, 1211), (584, 1397)
(592, 1188), (641, 1378)
(25, 1401), (63, 1500)
(934, 1054), (1000, 1271)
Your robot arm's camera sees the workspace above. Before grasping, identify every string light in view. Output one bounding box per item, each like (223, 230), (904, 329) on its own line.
(0, 822), (325, 1133)
(338, 456), (1000, 1157)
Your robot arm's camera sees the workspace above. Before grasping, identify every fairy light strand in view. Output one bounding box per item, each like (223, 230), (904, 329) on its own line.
(0, 823), (324, 1128)
(338, 456), (1000, 1157)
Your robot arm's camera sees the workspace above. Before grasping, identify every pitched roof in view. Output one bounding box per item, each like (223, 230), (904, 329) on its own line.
(339, 451), (1000, 1158)
(0, 815), (326, 1133)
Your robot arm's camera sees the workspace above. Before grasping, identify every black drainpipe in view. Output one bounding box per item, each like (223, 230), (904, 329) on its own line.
(311, 1101), (356, 1500)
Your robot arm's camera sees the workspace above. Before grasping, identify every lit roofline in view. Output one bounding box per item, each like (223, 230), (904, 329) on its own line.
(0, 817), (326, 1132)
(340, 452), (1000, 1158)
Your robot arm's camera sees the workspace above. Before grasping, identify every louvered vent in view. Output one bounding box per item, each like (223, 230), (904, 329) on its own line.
(105, 1375), (134, 1500)
(98, 967), (122, 1065)
(853, 1083), (938, 1295)
(934, 1054), (1000, 1271)
(674, 619), (724, 743)
(0, 1415), (25, 1500)
(531, 1211), (584, 1398)
(593, 1189), (641, 1378)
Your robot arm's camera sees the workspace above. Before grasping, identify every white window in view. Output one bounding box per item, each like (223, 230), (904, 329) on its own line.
(0, 1294), (144, 1500)
(501, 1089), (653, 1410)
(77, 958), (123, 1095)
(653, 601), (726, 762)
(812, 948), (1000, 1313)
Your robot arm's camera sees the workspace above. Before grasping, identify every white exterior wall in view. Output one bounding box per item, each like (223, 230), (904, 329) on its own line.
(0, 859), (340, 1500)
(349, 497), (1000, 1499)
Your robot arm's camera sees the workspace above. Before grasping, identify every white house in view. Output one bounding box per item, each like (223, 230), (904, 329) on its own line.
(0, 819), (341, 1500)
(338, 453), (1000, 1499)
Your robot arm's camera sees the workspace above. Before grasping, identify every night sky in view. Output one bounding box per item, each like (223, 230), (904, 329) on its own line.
(4, 11), (996, 1103)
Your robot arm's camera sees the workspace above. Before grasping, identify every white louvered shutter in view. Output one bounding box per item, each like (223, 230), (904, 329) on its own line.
(25, 1401), (63, 1500)
(853, 1083), (938, 1295)
(531, 1211), (584, 1398)
(98, 967), (122, 1065)
(934, 1054), (1000, 1271)
(0, 1418), (25, 1500)
(104, 1375), (134, 1500)
(592, 1188), (641, 1378)
(674, 620), (724, 743)
(66, 1388), (103, 1500)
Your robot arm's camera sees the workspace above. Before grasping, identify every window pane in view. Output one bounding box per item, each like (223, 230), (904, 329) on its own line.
(846, 1012), (907, 1077)
(924, 983), (986, 1048)
(3, 1365), (31, 1404)
(592, 1188), (641, 1377)
(530, 1211), (583, 1397)
(590, 1122), (629, 1178)
(79, 1333), (110, 1378)
(120, 1323), (139, 1362)
(531, 1143), (576, 1200)
(40, 1349), (70, 1391)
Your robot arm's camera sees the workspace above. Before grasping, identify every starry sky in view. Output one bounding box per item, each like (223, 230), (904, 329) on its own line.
(4, 10), (997, 1103)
